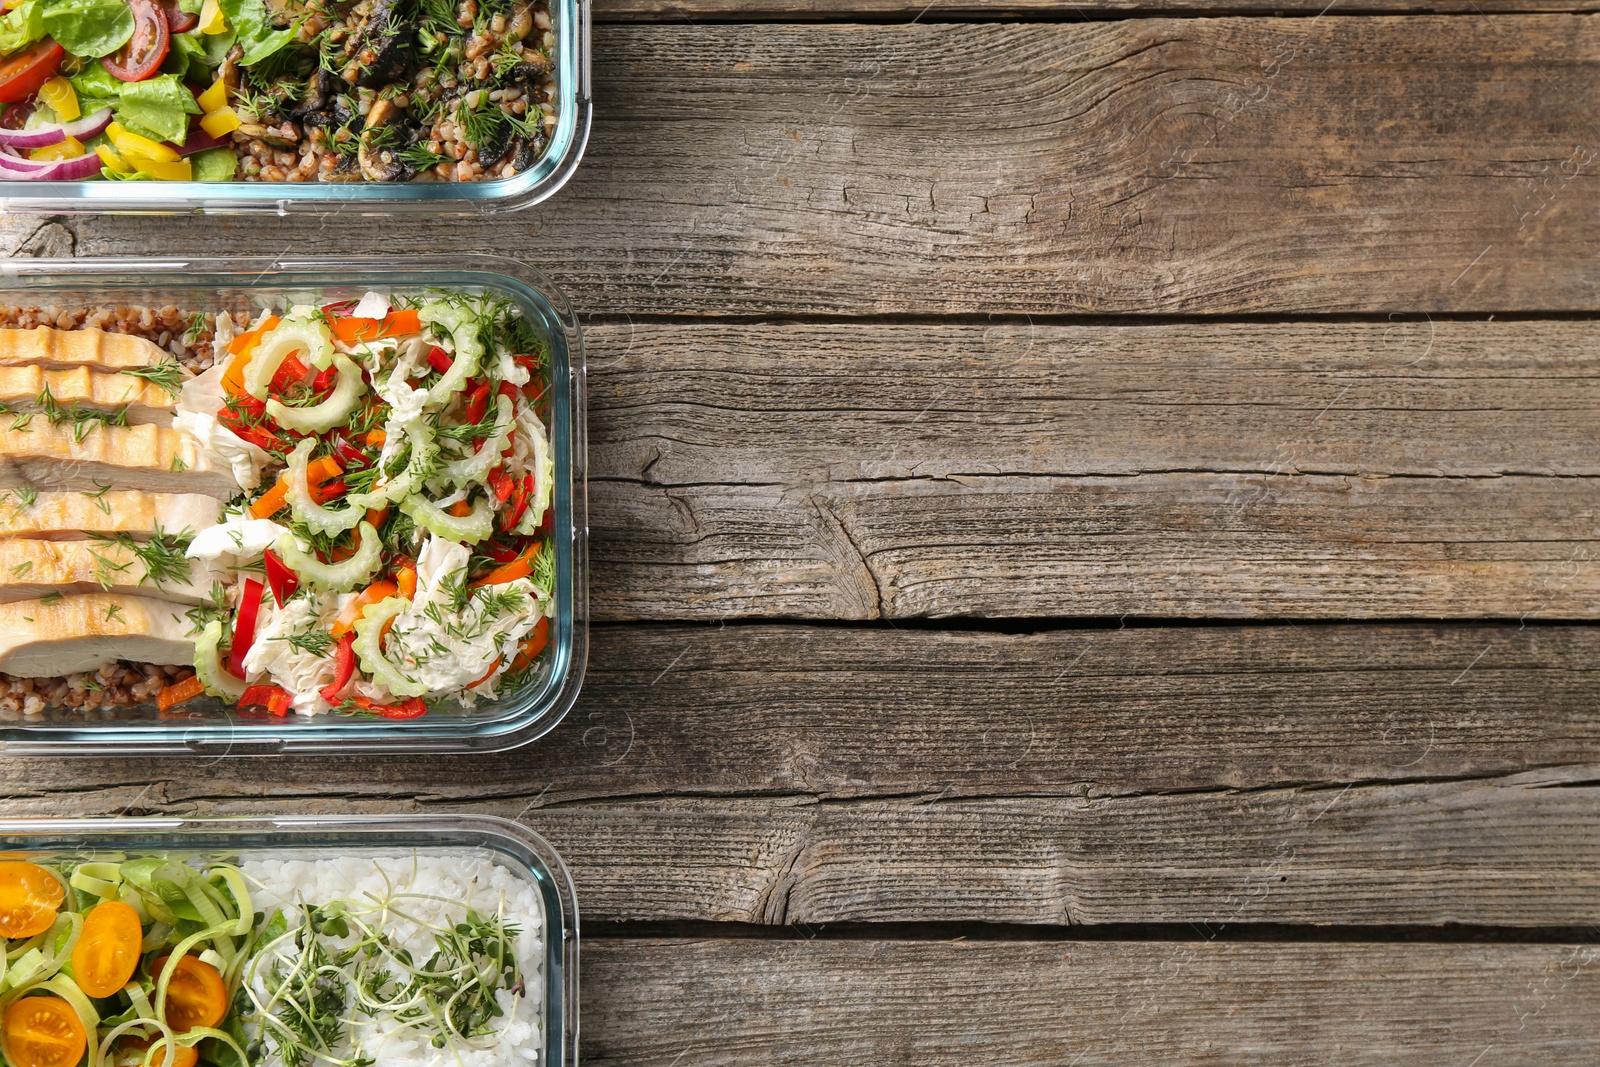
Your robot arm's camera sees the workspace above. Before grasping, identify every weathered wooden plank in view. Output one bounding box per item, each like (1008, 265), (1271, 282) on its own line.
(55, 17), (1600, 315)
(583, 938), (1600, 1067)
(7, 622), (1595, 805)
(581, 320), (1600, 620)
(12, 761), (1600, 924)
(596, 0), (1600, 17)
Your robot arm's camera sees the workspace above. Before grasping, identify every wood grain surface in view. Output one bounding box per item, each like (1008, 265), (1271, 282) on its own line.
(3, 0), (1594, 1054)
(5, 624), (1598, 926)
(27, 16), (1600, 316)
(582, 938), (1600, 1066)
(582, 319), (1600, 620)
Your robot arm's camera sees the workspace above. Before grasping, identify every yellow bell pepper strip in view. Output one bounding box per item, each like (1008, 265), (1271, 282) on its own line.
(196, 79), (228, 113)
(107, 122), (178, 163)
(95, 145), (132, 174)
(199, 106), (241, 139)
(37, 77), (77, 121)
(123, 155), (192, 181)
(198, 0), (226, 33)
(30, 135), (82, 161)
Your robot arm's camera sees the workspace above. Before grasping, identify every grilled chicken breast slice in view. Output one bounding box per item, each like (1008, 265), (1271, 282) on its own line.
(0, 540), (221, 605)
(0, 327), (169, 371)
(0, 594), (193, 677)
(0, 422), (236, 498)
(0, 491), (221, 540)
(0, 365), (180, 426)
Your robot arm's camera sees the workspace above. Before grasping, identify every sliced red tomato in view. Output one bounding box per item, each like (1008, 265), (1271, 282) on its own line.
(0, 42), (63, 105)
(103, 0), (170, 82)
(161, 1), (199, 33)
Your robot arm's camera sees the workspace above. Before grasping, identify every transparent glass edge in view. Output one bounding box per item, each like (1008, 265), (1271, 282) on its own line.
(0, 813), (578, 1067)
(0, 254), (588, 755)
(0, 0), (591, 217)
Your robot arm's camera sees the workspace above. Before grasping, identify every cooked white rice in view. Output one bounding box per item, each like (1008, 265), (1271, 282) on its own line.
(239, 852), (545, 1067)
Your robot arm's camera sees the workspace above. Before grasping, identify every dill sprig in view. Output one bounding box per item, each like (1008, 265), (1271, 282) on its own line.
(87, 525), (194, 590)
(274, 629), (335, 657)
(37, 383), (131, 443)
(120, 357), (187, 398)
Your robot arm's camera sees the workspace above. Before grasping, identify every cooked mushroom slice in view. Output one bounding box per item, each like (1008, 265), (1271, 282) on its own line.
(0, 422), (235, 498)
(357, 98), (420, 182)
(0, 327), (170, 371)
(0, 491), (221, 541)
(509, 130), (548, 174)
(0, 594), (194, 677)
(0, 540), (222, 605)
(353, 0), (415, 88)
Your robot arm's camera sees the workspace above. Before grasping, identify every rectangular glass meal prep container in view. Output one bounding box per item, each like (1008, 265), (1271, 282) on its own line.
(0, 0), (589, 216)
(0, 253), (587, 757)
(0, 813), (578, 1067)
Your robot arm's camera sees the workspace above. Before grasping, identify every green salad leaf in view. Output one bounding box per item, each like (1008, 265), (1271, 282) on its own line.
(39, 0), (134, 57)
(192, 146), (238, 182)
(219, 0), (294, 65)
(116, 72), (201, 144)
(0, 2), (42, 54)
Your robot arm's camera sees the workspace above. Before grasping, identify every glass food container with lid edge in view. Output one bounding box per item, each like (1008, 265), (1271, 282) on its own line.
(0, 0), (590, 216)
(0, 254), (588, 757)
(0, 813), (578, 1067)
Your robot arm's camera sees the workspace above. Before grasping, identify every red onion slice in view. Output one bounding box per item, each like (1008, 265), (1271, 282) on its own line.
(0, 124), (64, 150)
(0, 107), (113, 151)
(60, 108), (113, 140)
(0, 151), (105, 180)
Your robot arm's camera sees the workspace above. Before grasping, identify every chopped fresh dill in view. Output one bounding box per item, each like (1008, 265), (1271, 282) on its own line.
(88, 526), (193, 590)
(120, 357), (187, 398)
(82, 481), (113, 515)
(275, 629), (335, 657)
(38, 591), (61, 605)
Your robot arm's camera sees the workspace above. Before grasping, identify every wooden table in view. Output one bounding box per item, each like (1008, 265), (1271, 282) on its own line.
(6, 0), (1600, 1061)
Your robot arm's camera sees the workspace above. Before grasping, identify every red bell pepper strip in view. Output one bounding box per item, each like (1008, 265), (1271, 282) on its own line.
(263, 549), (298, 607)
(500, 473), (532, 532)
(238, 684), (292, 717)
(463, 379), (492, 425)
(310, 365), (337, 395)
(349, 695), (427, 719)
(487, 467), (515, 503)
(269, 353), (310, 395)
(318, 632), (357, 704)
(228, 578), (264, 679)
(426, 346), (453, 375)
(331, 435), (368, 470)
(481, 539), (522, 563)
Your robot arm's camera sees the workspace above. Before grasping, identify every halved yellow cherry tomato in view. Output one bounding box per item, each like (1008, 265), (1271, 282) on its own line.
(152, 956), (227, 1033)
(2, 997), (86, 1067)
(71, 899), (143, 997)
(0, 861), (64, 937)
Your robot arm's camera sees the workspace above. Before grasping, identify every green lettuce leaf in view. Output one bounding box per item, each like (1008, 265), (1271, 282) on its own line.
(39, 0), (133, 57)
(0, 1), (42, 54)
(115, 72), (200, 144)
(218, 0), (293, 64)
(191, 146), (237, 181)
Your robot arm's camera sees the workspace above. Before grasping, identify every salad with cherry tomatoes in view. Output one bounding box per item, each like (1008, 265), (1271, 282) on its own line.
(0, 853), (537, 1067)
(0, 0), (557, 183)
(0, 856), (248, 1067)
(163, 289), (557, 720)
